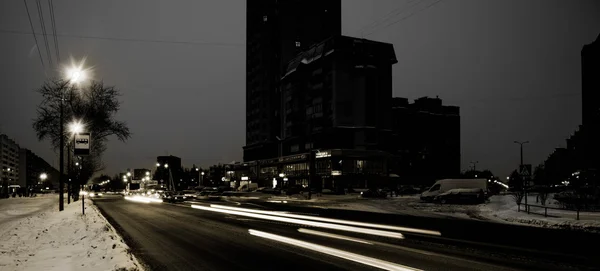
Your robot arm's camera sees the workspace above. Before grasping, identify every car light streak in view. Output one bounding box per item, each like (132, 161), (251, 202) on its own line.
(191, 205), (404, 239)
(298, 228), (373, 245)
(210, 204), (440, 236)
(124, 195), (163, 203)
(248, 229), (421, 271)
(125, 196), (150, 203)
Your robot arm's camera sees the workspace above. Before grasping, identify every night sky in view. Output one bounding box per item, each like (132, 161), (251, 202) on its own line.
(1, 0), (599, 178)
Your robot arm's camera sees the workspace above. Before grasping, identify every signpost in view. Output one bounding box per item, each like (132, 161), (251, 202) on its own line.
(74, 133), (90, 215)
(74, 133), (90, 156)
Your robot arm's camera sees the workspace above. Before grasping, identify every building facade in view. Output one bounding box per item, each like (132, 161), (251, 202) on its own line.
(1, 134), (20, 196)
(389, 97), (461, 185)
(244, 0), (342, 162)
(242, 35), (398, 192)
(581, 33), (600, 175)
(18, 148), (59, 193)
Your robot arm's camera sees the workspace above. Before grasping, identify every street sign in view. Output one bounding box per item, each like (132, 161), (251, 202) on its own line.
(519, 164), (532, 177)
(74, 133), (90, 156)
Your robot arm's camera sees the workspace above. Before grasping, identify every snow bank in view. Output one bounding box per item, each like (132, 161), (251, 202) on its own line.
(479, 195), (600, 233)
(0, 197), (143, 271)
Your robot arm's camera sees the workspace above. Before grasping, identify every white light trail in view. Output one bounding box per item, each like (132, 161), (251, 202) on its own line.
(191, 205), (404, 239)
(210, 204), (440, 236)
(298, 228), (373, 245)
(248, 229), (422, 271)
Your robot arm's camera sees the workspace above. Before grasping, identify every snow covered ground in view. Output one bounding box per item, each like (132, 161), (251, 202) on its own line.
(0, 195), (143, 271)
(255, 193), (600, 232)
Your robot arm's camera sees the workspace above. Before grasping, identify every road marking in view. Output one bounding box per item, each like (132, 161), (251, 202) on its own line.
(191, 205), (404, 239)
(210, 204), (441, 236)
(248, 229), (422, 271)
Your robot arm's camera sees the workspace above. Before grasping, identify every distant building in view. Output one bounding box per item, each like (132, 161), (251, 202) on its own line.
(1, 134), (20, 195)
(389, 97), (461, 185)
(133, 168), (151, 181)
(243, 35), (398, 191)
(244, 0), (342, 162)
(18, 148), (59, 193)
(156, 156), (181, 190)
(581, 33), (600, 174)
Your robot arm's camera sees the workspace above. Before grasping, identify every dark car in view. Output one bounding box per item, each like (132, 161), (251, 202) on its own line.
(360, 189), (388, 198)
(433, 188), (485, 204)
(162, 191), (186, 203)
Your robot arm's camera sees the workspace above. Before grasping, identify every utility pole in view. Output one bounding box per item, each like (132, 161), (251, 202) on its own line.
(514, 141), (530, 206)
(58, 88), (64, 211)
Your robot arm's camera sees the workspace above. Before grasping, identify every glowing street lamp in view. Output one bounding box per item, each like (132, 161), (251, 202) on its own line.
(68, 120), (84, 135)
(40, 173), (48, 181)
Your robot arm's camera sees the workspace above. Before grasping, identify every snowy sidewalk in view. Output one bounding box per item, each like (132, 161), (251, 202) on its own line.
(0, 195), (143, 271)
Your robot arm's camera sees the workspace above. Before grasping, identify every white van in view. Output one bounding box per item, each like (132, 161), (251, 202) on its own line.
(420, 179), (487, 202)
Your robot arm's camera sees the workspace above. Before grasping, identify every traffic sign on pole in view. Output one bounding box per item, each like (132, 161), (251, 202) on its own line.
(74, 133), (91, 156)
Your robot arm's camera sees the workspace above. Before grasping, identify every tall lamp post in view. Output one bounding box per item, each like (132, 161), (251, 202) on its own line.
(514, 141), (530, 206)
(58, 61), (88, 211)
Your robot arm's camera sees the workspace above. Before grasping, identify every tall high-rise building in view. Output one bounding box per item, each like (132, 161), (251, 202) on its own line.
(244, 0), (342, 162)
(581, 33), (600, 172)
(1, 134), (20, 194)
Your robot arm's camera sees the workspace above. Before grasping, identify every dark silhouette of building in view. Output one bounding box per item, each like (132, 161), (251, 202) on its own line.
(18, 148), (59, 194)
(280, 35), (397, 155)
(133, 168), (151, 181)
(244, 0), (342, 162)
(389, 96), (461, 185)
(243, 35), (398, 191)
(581, 33), (600, 175)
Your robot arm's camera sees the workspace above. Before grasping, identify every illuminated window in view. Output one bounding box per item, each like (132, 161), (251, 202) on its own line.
(295, 41), (301, 47)
(263, 15), (268, 22)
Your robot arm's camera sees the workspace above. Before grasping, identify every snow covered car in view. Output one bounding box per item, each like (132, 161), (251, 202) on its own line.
(433, 188), (485, 204)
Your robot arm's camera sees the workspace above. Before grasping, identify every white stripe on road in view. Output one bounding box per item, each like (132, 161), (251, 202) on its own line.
(191, 205), (404, 239)
(210, 204), (441, 236)
(249, 229), (422, 271)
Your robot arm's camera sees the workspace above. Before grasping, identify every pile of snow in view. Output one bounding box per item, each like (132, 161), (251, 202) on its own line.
(0, 196), (143, 271)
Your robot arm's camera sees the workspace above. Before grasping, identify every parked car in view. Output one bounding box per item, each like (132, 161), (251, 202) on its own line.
(433, 188), (486, 204)
(421, 179), (488, 202)
(360, 189), (388, 198)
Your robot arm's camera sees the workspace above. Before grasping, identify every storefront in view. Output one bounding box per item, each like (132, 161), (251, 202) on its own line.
(250, 149), (390, 191)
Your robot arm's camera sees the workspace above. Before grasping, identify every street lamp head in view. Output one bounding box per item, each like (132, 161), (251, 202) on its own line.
(279, 173), (285, 178)
(201, 172), (205, 176)
(196, 168), (199, 171)
(40, 173), (47, 180)
(146, 171), (150, 176)
(127, 172), (131, 177)
(164, 164), (169, 168)
(68, 120), (84, 134)
(75, 162), (79, 166)
(156, 163), (161, 167)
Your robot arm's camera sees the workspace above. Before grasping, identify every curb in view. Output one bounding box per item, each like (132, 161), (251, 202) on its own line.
(89, 199), (146, 271)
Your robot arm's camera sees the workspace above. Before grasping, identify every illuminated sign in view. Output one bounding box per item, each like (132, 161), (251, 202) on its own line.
(315, 150), (331, 158)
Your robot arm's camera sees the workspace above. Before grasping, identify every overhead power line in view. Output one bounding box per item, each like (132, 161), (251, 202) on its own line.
(48, 0), (60, 62)
(0, 29), (245, 47)
(22, 0), (44, 68)
(35, 0), (52, 66)
(358, 0), (424, 37)
(364, 0), (445, 38)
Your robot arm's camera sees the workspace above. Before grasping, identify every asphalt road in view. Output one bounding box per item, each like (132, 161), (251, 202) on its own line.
(93, 196), (598, 271)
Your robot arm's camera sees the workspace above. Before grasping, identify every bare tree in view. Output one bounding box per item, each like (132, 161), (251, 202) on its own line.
(32, 78), (131, 199)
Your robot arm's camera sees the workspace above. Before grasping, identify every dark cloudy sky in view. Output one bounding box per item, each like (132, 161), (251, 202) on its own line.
(1, 0), (599, 178)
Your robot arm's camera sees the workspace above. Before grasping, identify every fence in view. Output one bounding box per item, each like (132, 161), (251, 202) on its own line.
(519, 203), (582, 220)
